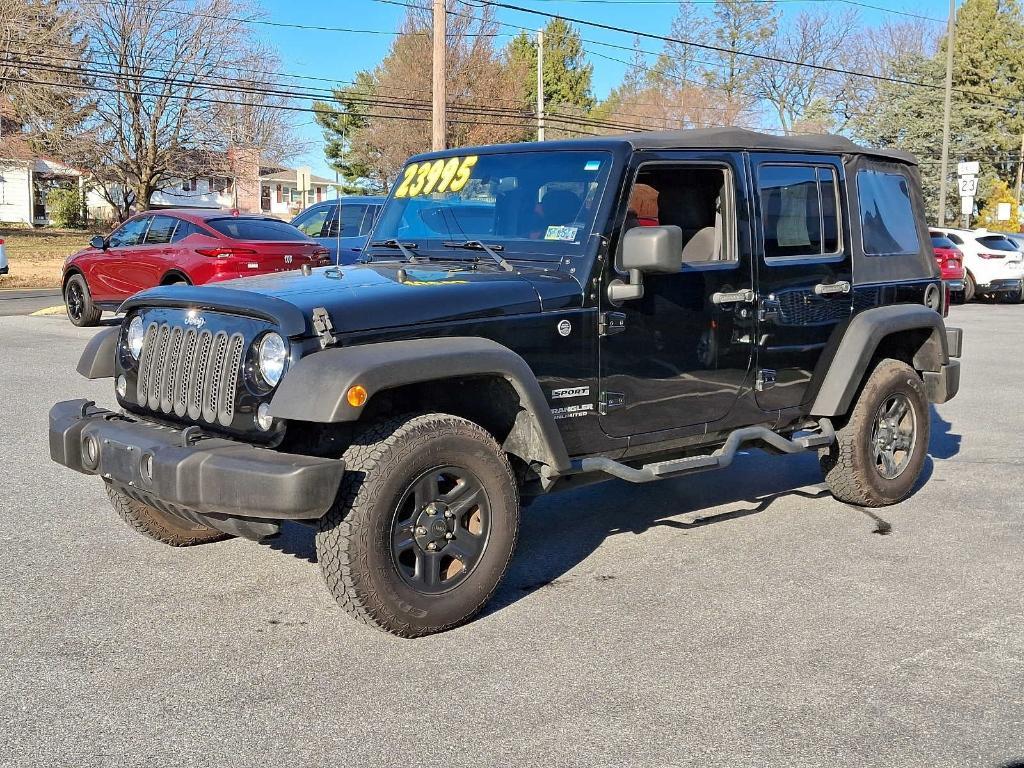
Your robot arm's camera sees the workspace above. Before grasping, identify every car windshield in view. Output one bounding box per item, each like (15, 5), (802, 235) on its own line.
(207, 217), (312, 242)
(976, 235), (1019, 251)
(371, 150), (614, 260)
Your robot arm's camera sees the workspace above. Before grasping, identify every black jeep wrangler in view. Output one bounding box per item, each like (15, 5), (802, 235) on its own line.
(50, 128), (961, 637)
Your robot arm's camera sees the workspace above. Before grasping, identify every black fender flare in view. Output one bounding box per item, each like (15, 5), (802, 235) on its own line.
(269, 337), (571, 472)
(809, 304), (951, 417)
(76, 325), (119, 379)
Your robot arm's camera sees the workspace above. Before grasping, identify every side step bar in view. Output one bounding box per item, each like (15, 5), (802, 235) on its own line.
(566, 419), (835, 484)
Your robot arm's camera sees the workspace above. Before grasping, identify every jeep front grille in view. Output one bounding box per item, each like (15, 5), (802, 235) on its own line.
(136, 322), (245, 427)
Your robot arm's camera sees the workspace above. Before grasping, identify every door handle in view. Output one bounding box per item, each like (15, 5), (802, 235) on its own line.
(711, 288), (755, 305)
(813, 280), (851, 296)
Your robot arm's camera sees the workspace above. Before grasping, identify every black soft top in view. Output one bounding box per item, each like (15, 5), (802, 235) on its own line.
(616, 127), (917, 165)
(412, 127), (917, 166)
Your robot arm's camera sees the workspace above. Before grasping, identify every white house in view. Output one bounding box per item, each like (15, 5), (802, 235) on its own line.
(259, 166), (338, 217)
(0, 140), (110, 225)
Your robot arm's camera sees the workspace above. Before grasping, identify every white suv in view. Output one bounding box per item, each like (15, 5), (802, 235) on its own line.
(930, 227), (1023, 303)
(0, 237), (7, 276)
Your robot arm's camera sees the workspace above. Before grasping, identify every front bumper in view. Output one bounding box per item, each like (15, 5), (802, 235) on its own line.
(49, 399), (345, 520)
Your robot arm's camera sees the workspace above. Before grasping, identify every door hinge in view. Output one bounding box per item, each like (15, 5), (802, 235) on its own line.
(755, 369), (777, 392)
(311, 307), (336, 349)
(599, 391), (625, 414)
(599, 311), (626, 336)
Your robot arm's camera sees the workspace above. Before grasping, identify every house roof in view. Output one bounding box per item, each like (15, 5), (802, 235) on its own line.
(0, 135), (35, 163)
(259, 167), (335, 185)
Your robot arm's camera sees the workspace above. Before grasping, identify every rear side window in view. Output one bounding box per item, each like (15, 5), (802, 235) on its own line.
(976, 235), (1019, 251)
(759, 164), (841, 260)
(360, 205), (382, 236)
(170, 220), (197, 243)
(857, 169), (920, 256)
(207, 217), (309, 241)
(144, 216), (178, 245)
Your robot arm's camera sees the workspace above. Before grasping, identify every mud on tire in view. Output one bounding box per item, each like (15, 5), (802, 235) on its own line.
(819, 358), (930, 507)
(316, 413), (520, 638)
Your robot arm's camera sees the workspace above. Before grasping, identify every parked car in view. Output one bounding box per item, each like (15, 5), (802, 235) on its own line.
(290, 196), (385, 265)
(62, 209), (329, 326)
(929, 227), (1023, 303)
(929, 233), (966, 299)
(0, 237), (7, 276)
(998, 231), (1024, 252)
(51, 129), (961, 637)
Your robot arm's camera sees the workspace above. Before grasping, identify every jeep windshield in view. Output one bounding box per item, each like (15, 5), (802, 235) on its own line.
(369, 150), (614, 262)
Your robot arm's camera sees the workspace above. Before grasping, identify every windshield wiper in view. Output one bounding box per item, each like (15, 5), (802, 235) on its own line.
(442, 240), (514, 272)
(368, 239), (420, 263)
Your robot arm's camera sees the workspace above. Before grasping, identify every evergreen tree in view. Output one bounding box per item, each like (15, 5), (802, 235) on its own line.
(703, 0), (778, 103)
(506, 18), (595, 117)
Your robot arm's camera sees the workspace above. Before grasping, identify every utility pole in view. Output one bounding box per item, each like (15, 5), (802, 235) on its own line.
(432, 0), (446, 151)
(937, 0), (955, 226)
(536, 28), (545, 142)
(1015, 132), (1024, 207)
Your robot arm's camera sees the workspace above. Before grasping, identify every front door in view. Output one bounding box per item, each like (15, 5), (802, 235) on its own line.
(750, 154), (853, 412)
(91, 216), (152, 301)
(598, 152), (755, 438)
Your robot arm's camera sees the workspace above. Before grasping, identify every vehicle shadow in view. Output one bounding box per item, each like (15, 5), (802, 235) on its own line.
(257, 409), (964, 616)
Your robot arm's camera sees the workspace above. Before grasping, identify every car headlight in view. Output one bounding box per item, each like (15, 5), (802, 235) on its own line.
(256, 332), (287, 387)
(126, 316), (145, 359)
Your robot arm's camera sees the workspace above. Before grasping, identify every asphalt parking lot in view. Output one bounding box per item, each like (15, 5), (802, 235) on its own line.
(1, 303), (1021, 768)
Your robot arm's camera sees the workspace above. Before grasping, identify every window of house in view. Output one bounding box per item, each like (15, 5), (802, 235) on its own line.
(144, 215), (178, 245)
(108, 216), (151, 247)
(181, 178), (196, 192)
(622, 164), (737, 267)
(759, 164), (841, 260)
(857, 169), (920, 256)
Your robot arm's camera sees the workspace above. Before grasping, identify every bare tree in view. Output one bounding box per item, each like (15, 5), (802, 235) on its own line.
(58, 0), (299, 220)
(0, 0), (91, 141)
(752, 9), (860, 134)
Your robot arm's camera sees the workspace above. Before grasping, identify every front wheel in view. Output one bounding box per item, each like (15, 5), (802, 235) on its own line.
(317, 413), (520, 637)
(819, 359), (930, 507)
(64, 273), (102, 327)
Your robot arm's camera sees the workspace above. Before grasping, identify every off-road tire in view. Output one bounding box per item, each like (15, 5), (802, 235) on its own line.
(316, 413), (520, 638)
(105, 483), (229, 546)
(64, 273), (102, 327)
(819, 359), (930, 507)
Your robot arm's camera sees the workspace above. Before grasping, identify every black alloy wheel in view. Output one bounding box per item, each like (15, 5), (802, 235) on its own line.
(64, 273), (102, 326)
(390, 466), (491, 594)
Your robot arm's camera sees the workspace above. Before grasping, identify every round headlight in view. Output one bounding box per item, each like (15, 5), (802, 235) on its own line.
(257, 332), (287, 387)
(126, 316), (145, 359)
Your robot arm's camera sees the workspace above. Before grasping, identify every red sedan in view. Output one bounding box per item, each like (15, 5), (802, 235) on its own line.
(63, 209), (328, 326)
(929, 233), (966, 301)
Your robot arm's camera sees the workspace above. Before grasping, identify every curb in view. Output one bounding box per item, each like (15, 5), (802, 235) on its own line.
(29, 305), (67, 317)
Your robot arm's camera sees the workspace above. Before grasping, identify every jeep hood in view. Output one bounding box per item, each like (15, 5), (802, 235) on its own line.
(121, 262), (584, 337)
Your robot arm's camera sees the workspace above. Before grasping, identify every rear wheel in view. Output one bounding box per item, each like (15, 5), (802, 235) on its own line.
(105, 483), (229, 546)
(961, 272), (976, 303)
(64, 273), (102, 326)
(820, 359), (930, 507)
(316, 413), (520, 637)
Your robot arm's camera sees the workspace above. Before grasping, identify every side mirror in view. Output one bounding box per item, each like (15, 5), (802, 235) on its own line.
(89, 235), (107, 250)
(608, 225), (682, 304)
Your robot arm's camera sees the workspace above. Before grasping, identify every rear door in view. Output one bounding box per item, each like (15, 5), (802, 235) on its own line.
(331, 202), (370, 264)
(751, 154), (852, 413)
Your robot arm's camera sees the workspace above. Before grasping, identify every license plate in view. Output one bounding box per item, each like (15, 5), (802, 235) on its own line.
(101, 439), (139, 482)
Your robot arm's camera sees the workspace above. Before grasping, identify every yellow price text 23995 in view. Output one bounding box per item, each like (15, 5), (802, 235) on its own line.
(393, 155), (479, 198)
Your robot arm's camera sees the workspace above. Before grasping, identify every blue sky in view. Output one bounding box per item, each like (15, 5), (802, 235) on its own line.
(254, 0), (953, 178)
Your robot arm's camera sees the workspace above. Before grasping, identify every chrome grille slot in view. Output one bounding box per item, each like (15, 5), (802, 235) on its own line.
(188, 330), (213, 420)
(218, 334), (245, 425)
(131, 317), (249, 429)
(202, 332), (229, 424)
(135, 322), (159, 404)
(147, 324), (171, 410)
